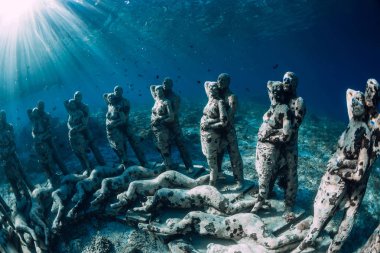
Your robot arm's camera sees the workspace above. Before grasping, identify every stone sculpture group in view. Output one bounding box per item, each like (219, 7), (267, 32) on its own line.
(0, 73), (378, 253)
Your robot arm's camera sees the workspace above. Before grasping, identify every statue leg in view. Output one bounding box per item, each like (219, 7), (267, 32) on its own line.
(253, 142), (279, 212)
(83, 129), (106, 166)
(327, 182), (367, 253)
(153, 127), (172, 170)
(295, 173), (346, 251)
(225, 127), (244, 184)
(47, 138), (68, 175)
(201, 131), (221, 186)
(170, 122), (193, 170)
(125, 125), (147, 166)
(359, 224), (380, 253)
(284, 146), (298, 211)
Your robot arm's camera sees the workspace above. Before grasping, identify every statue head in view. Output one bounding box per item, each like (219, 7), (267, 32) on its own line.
(107, 93), (117, 105)
(208, 82), (219, 98)
(74, 91), (83, 103)
(217, 73), (231, 90)
(37, 100), (45, 112)
(282, 71), (298, 94)
(271, 82), (285, 105)
(114, 85), (123, 98)
(162, 77), (173, 92)
(155, 85), (165, 99)
(68, 99), (77, 110)
(364, 78), (379, 108)
(351, 91), (366, 119)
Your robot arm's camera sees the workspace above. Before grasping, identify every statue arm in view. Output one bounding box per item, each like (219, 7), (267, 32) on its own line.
(207, 100), (228, 129)
(204, 81), (212, 98)
(163, 101), (175, 123)
(293, 97), (306, 129)
(103, 93), (109, 104)
(150, 85), (156, 99)
(336, 131), (370, 181)
(227, 93), (238, 120)
(346, 89), (355, 121)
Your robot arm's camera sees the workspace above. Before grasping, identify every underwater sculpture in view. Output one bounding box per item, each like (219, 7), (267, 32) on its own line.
(275, 71), (306, 215)
(104, 85), (147, 166)
(293, 90), (371, 253)
(253, 81), (292, 213)
(67, 164), (125, 219)
(110, 170), (210, 210)
(200, 81), (228, 186)
(0, 214), (21, 253)
(27, 101), (68, 184)
(29, 185), (54, 250)
(359, 223), (380, 253)
(0, 110), (34, 201)
(51, 173), (87, 233)
(72, 91), (105, 166)
(139, 211), (311, 252)
(152, 77), (194, 172)
(150, 85), (175, 170)
(64, 99), (92, 174)
(206, 73), (244, 190)
(91, 165), (163, 207)
(134, 185), (256, 215)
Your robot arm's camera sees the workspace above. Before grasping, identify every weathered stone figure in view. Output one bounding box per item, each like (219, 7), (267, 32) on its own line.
(200, 82), (228, 186)
(253, 81), (292, 212)
(51, 173), (87, 233)
(104, 86), (147, 166)
(91, 165), (163, 207)
(70, 91), (105, 166)
(105, 93), (129, 164)
(150, 85), (175, 170)
(64, 99), (92, 174)
(110, 170), (209, 210)
(158, 77), (194, 171)
(359, 223), (380, 253)
(272, 72), (306, 214)
(27, 101), (68, 183)
(134, 185), (256, 215)
(293, 90), (371, 253)
(0, 110), (34, 201)
(67, 165), (125, 219)
(139, 211), (310, 252)
(208, 73), (244, 190)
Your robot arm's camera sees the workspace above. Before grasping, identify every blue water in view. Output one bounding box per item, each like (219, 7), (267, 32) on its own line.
(1, 0), (379, 124)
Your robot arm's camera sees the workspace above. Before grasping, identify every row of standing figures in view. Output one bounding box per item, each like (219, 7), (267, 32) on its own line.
(0, 72), (379, 253)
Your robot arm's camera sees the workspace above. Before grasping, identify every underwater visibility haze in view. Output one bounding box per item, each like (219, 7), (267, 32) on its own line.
(0, 0), (380, 252)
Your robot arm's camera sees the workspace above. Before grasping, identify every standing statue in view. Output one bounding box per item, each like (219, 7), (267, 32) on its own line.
(27, 101), (68, 184)
(104, 86), (147, 166)
(0, 110), (34, 201)
(272, 72), (306, 216)
(139, 211), (311, 252)
(151, 78), (194, 172)
(200, 82), (228, 186)
(64, 99), (92, 174)
(293, 90), (371, 253)
(206, 73), (244, 190)
(67, 91), (105, 166)
(150, 85), (175, 170)
(253, 81), (292, 213)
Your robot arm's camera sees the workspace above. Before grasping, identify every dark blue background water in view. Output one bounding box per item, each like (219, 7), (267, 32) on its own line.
(1, 0), (380, 124)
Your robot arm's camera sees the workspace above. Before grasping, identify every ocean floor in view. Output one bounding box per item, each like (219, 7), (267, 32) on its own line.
(1, 101), (379, 253)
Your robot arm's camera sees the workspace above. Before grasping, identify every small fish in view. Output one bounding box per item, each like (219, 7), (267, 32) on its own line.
(197, 80), (201, 84)
(17, 117), (20, 121)
(207, 68), (211, 72)
(138, 74), (143, 77)
(189, 45), (194, 48)
(245, 88), (250, 92)
(272, 64), (279, 69)
(177, 75), (181, 79)
(52, 106), (57, 111)
(138, 94), (142, 96)
(156, 75), (160, 79)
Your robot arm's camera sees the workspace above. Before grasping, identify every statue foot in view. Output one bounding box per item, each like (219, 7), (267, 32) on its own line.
(110, 201), (128, 211)
(250, 200), (264, 213)
(228, 181), (244, 191)
(133, 206), (147, 212)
